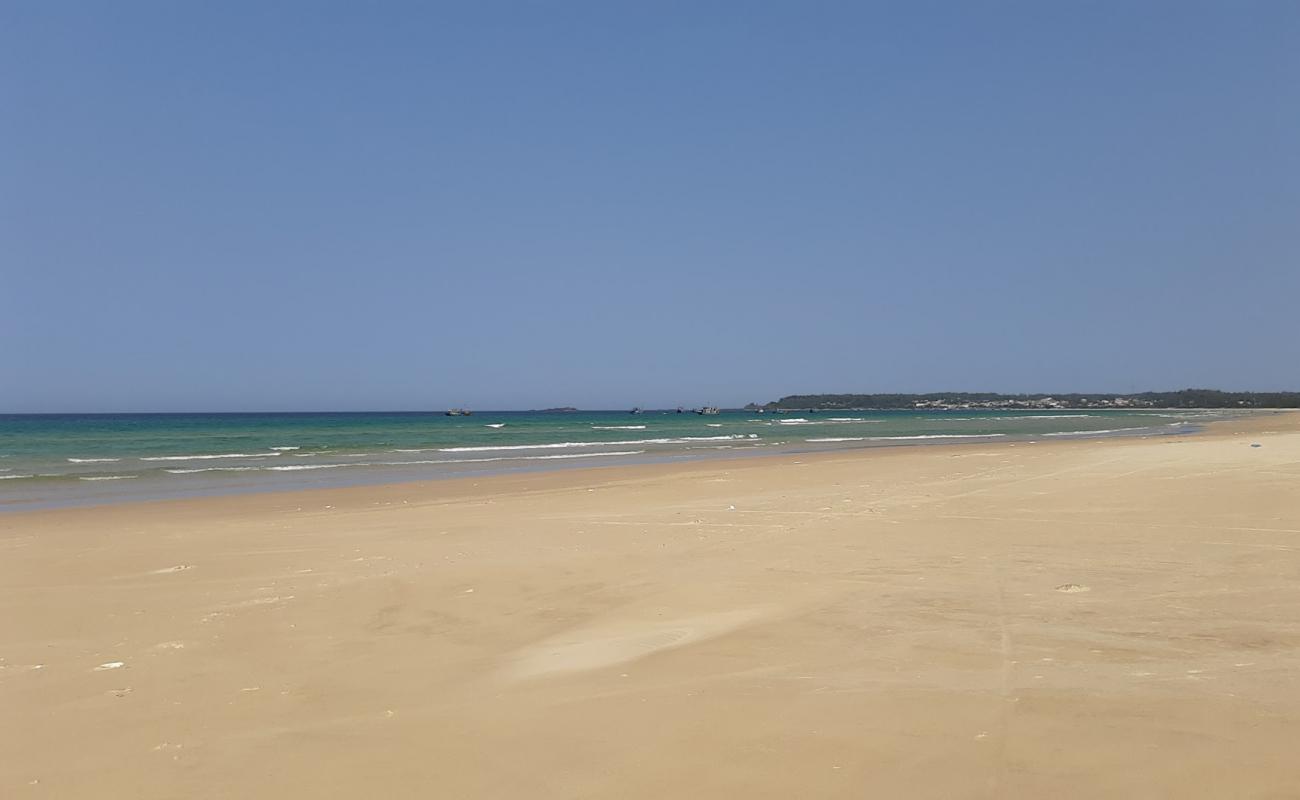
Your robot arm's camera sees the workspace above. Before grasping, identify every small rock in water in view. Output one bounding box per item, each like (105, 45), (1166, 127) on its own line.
(1055, 584), (1090, 593)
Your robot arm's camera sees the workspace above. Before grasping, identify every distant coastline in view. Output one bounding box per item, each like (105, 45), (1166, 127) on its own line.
(748, 389), (1300, 412)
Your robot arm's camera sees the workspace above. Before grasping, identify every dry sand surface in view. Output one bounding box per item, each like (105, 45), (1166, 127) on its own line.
(3, 413), (1300, 798)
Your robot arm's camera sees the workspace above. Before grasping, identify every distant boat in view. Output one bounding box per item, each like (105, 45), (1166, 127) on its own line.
(446, 408), (471, 417)
(697, 407), (720, 416)
(630, 407), (643, 415)
(676, 407), (685, 414)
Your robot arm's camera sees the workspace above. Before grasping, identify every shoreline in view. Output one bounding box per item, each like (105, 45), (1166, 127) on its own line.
(4, 411), (1299, 797)
(1, 409), (1273, 514)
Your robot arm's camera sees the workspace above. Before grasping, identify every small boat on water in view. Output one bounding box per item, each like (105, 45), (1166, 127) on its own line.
(446, 408), (472, 417)
(630, 407), (643, 415)
(697, 406), (721, 416)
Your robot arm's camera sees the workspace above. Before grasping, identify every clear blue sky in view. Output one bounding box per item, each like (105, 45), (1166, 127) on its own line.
(3, 1), (1297, 412)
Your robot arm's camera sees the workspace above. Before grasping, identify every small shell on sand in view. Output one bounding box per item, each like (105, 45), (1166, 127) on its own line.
(1055, 584), (1090, 593)
(94, 661), (125, 671)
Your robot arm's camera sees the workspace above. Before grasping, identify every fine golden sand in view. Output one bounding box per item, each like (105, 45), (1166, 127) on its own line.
(3, 414), (1300, 798)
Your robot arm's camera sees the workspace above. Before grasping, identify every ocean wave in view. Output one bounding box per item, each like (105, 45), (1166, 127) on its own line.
(164, 466), (263, 474)
(682, 435), (757, 442)
(269, 446), (300, 451)
(1042, 427), (1151, 436)
(437, 435), (752, 453)
(447, 450), (646, 464)
(141, 452), (283, 462)
(0, 474), (34, 480)
(592, 425), (646, 430)
(164, 450), (650, 474)
(998, 414), (1096, 420)
(822, 434), (1011, 442)
(805, 437), (869, 443)
(79, 475), (138, 481)
(807, 434), (1008, 442)
(67, 457), (122, 463)
(774, 417), (877, 425)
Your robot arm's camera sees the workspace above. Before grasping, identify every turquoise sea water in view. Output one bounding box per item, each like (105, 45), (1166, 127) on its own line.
(0, 409), (1237, 511)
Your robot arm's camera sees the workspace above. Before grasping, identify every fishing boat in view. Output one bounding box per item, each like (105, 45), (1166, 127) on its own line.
(697, 407), (720, 416)
(446, 408), (472, 417)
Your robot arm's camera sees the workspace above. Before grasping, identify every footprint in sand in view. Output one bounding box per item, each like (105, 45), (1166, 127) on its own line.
(503, 608), (769, 680)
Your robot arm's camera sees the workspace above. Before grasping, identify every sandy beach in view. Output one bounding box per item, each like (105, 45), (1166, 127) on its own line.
(3, 413), (1299, 798)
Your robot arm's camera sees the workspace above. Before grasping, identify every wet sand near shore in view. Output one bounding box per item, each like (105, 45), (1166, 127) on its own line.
(3, 413), (1299, 798)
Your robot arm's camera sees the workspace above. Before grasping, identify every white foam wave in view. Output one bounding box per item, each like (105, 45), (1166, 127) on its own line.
(864, 434), (1008, 441)
(79, 475), (138, 481)
(437, 435), (751, 453)
(164, 466), (263, 474)
(447, 450), (646, 464)
(269, 446), (300, 451)
(164, 450), (650, 474)
(0, 474), (34, 480)
(67, 457), (121, 463)
(805, 437), (869, 443)
(681, 435), (757, 442)
(592, 425), (647, 430)
(141, 452), (283, 462)
(485, 424), (506, 428)
(1042, 427), (1151, 437)
(999, 414), (1096, 420)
